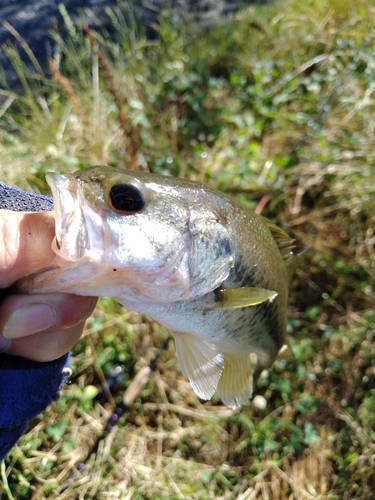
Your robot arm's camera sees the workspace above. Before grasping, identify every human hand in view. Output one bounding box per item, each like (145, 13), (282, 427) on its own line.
(0, 211), (97, 362)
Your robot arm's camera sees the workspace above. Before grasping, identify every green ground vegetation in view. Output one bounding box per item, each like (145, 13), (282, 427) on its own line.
(0, 0), (374, 498)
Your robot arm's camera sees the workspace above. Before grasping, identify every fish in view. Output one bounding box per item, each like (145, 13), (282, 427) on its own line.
(16, 166), (308, 409)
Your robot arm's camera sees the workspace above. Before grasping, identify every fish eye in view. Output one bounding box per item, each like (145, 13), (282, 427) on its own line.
(109, 183), (145, 213)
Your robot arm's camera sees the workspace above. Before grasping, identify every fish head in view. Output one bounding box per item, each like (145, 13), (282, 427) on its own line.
(48, 167), (184, 266)
(21, 166), (234, 301)
(45, 166), (193, 297)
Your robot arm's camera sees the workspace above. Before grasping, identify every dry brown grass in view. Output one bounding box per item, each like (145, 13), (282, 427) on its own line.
(1, 0), (375, 498)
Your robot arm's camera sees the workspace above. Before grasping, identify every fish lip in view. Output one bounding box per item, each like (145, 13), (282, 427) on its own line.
(46, 172), (86, 261)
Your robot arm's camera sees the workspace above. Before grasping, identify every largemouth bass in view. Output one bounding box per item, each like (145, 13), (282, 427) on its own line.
(18, 166), (308, 409)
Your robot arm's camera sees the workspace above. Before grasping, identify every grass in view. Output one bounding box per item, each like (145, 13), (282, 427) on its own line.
(0, 0), (375, 498)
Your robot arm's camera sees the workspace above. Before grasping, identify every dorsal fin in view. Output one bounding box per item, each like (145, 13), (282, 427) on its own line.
(261, 216), (312, 275)
(284, 246), (313, 275)
(261, 216), (296, 259)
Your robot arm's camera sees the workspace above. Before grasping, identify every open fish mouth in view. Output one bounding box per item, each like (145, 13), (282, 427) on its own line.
(46, 172), (87, 261)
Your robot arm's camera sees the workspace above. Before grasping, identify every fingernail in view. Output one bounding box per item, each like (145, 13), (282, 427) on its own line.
(3, 303), (57, 339)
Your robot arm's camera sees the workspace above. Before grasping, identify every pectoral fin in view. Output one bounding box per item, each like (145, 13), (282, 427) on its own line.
(174, 332), (224, 400)
(213, 287), (278, 309)
(216, 353), (254, 409)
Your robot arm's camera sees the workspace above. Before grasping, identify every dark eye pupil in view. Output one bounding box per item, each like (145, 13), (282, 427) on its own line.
(110, 183), (145, 212)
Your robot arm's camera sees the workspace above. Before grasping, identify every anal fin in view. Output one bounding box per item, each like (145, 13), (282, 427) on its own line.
(277, 340), (293, 360)
(174, 332), (224, 401)
(216, 353), (254, 409)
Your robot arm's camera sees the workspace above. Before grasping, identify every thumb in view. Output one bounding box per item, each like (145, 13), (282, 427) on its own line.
(0, 211), (55, 288)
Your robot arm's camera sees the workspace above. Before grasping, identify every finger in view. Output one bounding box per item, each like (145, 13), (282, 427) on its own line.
(0, 211), (55, 288)
(0, 293), (98, 339)
(2, 321), (87, 362)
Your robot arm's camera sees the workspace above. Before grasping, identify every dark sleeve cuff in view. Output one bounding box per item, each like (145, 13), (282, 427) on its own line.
(0, 353), (69, 461)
